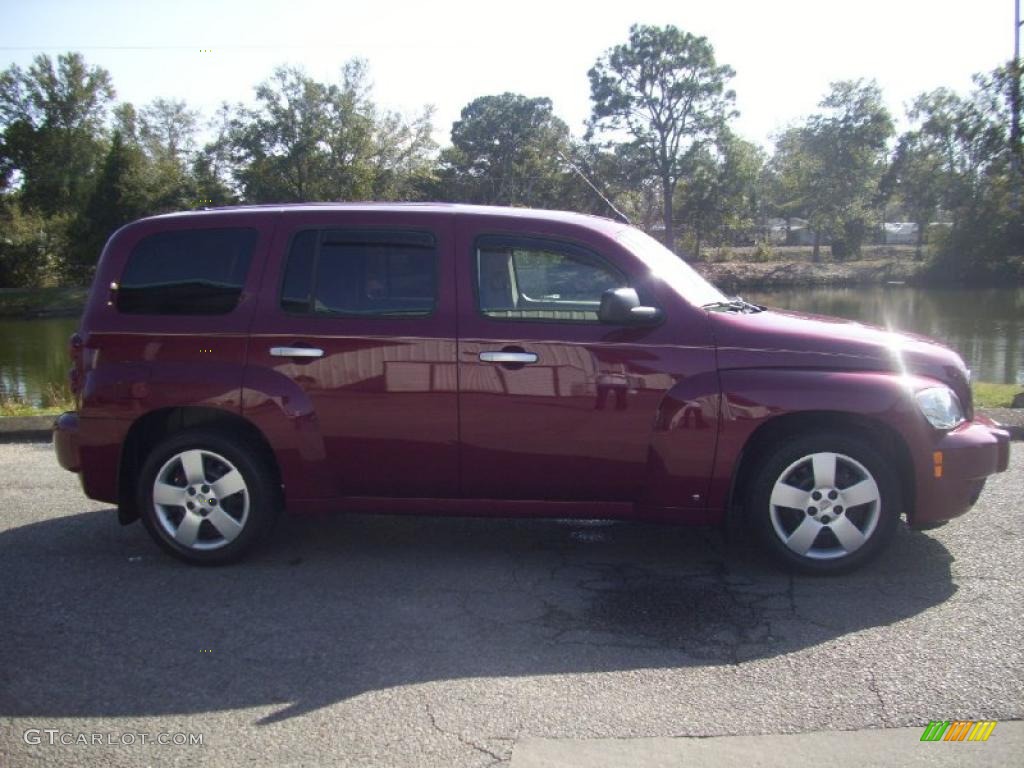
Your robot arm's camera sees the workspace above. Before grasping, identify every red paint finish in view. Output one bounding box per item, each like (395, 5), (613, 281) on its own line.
(452, 212), (718, 505)
(52, 203), (1010, 536)
(244, 209), (459, 500)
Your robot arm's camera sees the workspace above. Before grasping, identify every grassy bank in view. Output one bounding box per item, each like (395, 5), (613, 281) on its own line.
(972, 382), (1020, 409)
(699, 244), (923, 264)
(0, 384), (74, 417)
(0, 286), (88, 318)
(692, 247), (929, 292)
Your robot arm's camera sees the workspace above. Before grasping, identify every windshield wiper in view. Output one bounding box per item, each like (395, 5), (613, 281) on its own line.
(701, 296), (766, 314)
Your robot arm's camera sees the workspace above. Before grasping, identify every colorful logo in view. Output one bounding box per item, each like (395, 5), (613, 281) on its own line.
(920, 720), (997, 742)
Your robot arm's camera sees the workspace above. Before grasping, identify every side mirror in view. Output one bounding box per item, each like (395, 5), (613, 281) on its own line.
(598, 287), (662, 326)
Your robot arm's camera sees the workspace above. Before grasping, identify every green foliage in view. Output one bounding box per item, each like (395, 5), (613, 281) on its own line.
(972, 381), (1020, 409)
(881, 130), (944, 257)
(67, 130), (149, 282)
(0, 43), (1020, 291)
(907, 66), (1023, 283)
(674, 130), (764, 256)
(0, 53), (115, 216)
(767, 80), (893, 261)
(0, 201), (71, 286)
(436, 93), (571, 207)
(588, 24), (736, 250)
(228, 60), (435, 203)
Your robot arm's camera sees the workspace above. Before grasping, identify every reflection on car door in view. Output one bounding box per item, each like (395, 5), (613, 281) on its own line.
(455, 219), (680, 503)
(246, 212), (458, 500)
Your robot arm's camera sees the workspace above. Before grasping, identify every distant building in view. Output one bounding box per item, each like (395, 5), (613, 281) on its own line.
(883, 222), (919, 245)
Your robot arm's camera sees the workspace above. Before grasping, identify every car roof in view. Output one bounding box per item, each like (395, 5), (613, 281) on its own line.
(138, 202), (629, 236)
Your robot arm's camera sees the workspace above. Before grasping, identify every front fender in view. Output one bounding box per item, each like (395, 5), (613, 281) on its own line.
(640, 369), (722, 514)
(708, 368), (934, 513)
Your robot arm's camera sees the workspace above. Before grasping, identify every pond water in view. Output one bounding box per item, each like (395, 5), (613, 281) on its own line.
(744, 285), (1023, 386)
(0, 316), (80, 406)
(0, 285), (1021, 405)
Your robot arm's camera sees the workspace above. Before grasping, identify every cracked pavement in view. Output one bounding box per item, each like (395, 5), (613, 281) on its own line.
(0, 440), (1021, 766)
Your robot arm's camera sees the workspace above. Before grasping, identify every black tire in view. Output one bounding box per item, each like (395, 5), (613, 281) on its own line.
(138, 428), (279, 565)
(746, 432), (900, 575)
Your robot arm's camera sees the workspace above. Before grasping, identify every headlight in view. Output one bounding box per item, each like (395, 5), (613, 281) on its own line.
(915, 386), (964, 429)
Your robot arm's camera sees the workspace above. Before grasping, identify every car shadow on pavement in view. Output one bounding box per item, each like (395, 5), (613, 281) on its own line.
(0, 508), (955, 724)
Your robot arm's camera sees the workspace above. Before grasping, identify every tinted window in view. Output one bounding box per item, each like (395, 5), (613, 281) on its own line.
(118, 228), (257, 315)
(281, 229), (436, 317)
(476, 237), (624, 322)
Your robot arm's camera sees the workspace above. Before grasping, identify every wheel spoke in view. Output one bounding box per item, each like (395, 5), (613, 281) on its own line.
(786, 516), (823, 555)
(174, 512), (202, 547)
(208, 508), (244, 542)
(179, 450), (206, 485)
(811, 453), (837, 488)
(830, 515), (867, 553)
(211, 469), (245, 500)
(771, 482), (808, 510)
(842, 478), (879, 508)
(153, 481), (186, 507)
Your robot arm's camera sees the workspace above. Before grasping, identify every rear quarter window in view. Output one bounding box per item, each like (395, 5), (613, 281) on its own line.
(116, 228), (257, 315)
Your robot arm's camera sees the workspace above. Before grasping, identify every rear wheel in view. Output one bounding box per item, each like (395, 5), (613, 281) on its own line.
(747, 432), (899, 574)
(138, 429), (278, 564)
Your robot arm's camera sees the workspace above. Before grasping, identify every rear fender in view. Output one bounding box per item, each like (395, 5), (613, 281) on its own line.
(240, 365), (331, 499)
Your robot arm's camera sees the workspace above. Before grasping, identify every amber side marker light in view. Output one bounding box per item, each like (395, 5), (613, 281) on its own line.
(933, 451), (944, 478)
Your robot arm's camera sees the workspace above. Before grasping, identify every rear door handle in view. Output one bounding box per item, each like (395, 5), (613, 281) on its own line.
(270, 346), (325, 358)
(479, 351), (538, 364)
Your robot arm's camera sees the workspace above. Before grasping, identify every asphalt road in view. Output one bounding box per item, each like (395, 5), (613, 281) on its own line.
(1, 440), (1021, 767)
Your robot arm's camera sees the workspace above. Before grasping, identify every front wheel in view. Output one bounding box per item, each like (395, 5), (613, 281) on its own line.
(138, 429), (278, 564)
(747, 433), (900, 574)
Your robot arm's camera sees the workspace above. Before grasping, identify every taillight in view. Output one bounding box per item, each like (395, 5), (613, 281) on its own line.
(69, 332), (84, 396)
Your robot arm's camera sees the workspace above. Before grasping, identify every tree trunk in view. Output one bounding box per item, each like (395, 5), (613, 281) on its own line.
(915, 221), (924, 261)
(812, 227), (821, 262)
(662, 176), (675, 252)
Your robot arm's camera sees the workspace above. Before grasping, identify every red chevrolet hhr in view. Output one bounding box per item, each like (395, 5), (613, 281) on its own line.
(53, 203), (1010, 572)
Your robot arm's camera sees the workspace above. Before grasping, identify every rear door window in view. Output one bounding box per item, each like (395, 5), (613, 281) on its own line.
(280, 229), (437, 317)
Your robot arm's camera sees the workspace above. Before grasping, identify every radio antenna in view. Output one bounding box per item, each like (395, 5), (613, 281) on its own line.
(558, 150), (631, 225)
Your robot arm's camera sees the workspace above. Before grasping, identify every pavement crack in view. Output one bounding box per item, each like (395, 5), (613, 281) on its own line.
(424, 703), (511, 765)
(865, 669), (892, 727)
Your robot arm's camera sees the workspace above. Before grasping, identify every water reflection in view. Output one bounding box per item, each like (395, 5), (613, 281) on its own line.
(745, 286), (1024, 385)
(0, 317), (78, 404)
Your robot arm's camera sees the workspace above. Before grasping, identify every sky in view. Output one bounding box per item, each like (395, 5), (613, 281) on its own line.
(0, 0), (1017, 150)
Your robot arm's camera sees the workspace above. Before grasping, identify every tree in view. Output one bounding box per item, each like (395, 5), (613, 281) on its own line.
(436, 93), (571, 207)
(0, 53), (114, 216)
(881, 130), (944, 258)
(228, 60), (435, 203)
(767, 80), (892, 260)
(140, 98), (199, 165)
(367, 104), (436, 200)
(192, 102), (240, 206)
(588, 24), (736, 251)
(906, 68), (1023, 281)
(67, 130), (148, 281)
(674, 130), (763, 256)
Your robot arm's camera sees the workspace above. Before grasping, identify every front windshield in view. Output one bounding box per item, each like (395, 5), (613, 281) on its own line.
(616, 228), (727, 308)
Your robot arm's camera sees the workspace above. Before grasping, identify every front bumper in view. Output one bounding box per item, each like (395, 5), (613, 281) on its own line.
(911, 419), (1011, 527)
(53, 411), (81, 472)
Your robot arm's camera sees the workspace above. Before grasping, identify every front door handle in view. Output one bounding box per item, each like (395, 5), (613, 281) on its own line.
(270, 346), (325, 358)
(479, 351), (538, 364)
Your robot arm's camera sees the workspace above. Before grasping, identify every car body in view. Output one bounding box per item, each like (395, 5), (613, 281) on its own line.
(53, 203), (1011, 571)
